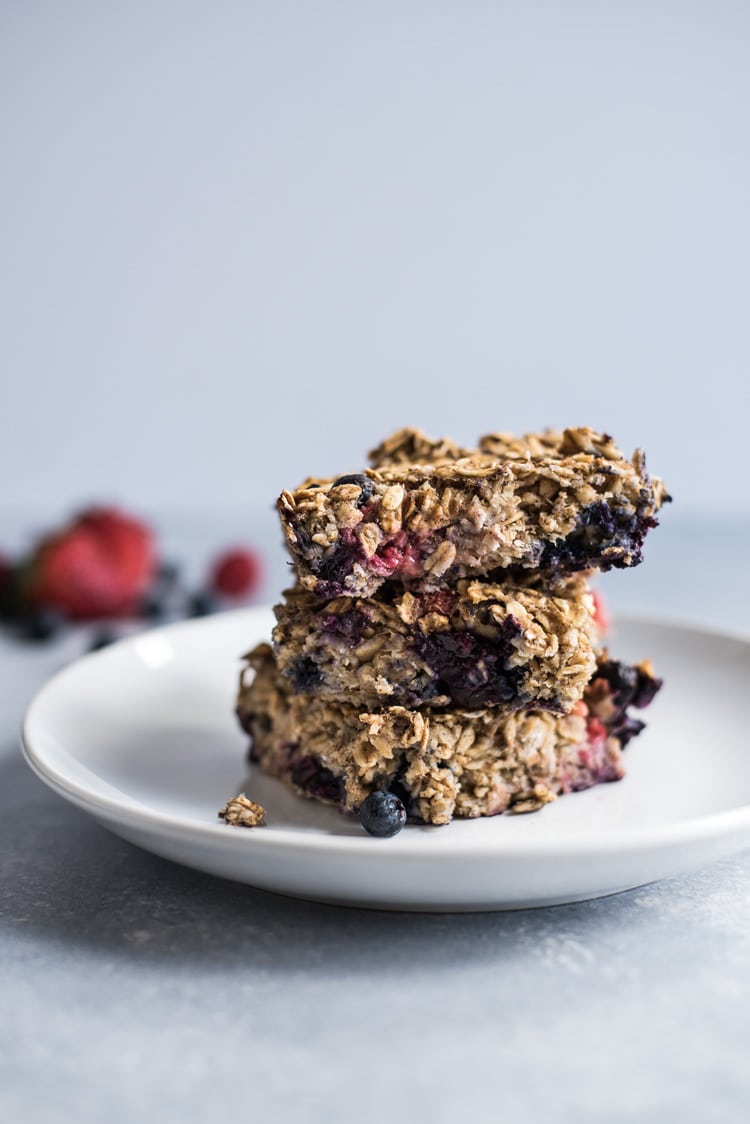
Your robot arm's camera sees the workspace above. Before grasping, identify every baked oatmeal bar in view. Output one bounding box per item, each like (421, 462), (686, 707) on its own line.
(272, 576), (596, 713)
(237, 644), (661, 826)
(279, 427), (669, 600)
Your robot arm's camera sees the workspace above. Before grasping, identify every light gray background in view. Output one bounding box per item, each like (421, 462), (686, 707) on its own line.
(3, 8), (750, 1122)
(2, 0), (749, 521)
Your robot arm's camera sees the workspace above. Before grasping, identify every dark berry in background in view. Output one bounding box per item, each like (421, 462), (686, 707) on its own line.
(89, 628), (118, 652)
(188, 591), (218, 618)
(0, 557), (18, 620)
(24, 607), (65, 642)
(139, 592), (167, 621)
(360, 791), (407, 838)
(155, 560), (181, 587)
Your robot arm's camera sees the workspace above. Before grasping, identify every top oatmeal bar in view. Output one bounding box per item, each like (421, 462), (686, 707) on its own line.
(278, 427), (670, 600)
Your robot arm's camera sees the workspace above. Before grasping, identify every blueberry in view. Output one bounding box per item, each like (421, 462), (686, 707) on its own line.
(0, 566), (20, 621)
(289, 755), (342, 803)
(156, 560), (181, 587)
(289, 656), (323, 693)
(539, 501), (659, 574)
(413, 620), (524, 708)
(596, 659), (662, 710)
(313, 531), (367, 599)
(24, 607), (65, 642)
(320, 608), (368, 647)
(330, 474), (375, 505)
(139, 592), (167, 620)
(89, 628), (117, 652)
(187, 590), (217, 617)
(360, 791), (407, 838)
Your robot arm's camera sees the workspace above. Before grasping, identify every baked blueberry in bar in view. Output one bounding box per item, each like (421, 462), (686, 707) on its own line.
(272, 576), (597, 713)
(236, 644), (662, 826)
(279, 427), (670, 600)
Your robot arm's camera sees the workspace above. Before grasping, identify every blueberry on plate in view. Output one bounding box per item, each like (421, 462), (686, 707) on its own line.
(360, 791), (407, 838)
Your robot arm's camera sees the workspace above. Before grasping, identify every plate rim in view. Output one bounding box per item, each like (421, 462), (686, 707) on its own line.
(20, 608), (750, 861)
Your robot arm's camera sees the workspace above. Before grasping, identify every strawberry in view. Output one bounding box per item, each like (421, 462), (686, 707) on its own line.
(77, 507), (154, 592)
(210, 548), (262, 599)
(24, 507), (155, 619)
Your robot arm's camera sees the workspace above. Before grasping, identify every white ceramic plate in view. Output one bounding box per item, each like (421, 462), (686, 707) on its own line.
(21, 609), (750, 912)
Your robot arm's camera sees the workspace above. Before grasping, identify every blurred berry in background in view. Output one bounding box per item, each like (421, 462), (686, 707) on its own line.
(0, 505), (263, 650)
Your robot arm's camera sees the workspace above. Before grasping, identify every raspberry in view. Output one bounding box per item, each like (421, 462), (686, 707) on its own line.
(210, 548), (262, 598)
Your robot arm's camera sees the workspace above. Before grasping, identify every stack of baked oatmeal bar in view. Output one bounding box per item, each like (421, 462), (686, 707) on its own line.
(236, 427), (669, 832)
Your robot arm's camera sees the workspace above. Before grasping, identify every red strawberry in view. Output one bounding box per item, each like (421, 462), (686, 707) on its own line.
(77, 507), (154, 592)
(24, 507), (155, 619)
(210, 548), (262, 599)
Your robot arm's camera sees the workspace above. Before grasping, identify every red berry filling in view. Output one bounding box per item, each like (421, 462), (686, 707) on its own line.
(369, 531), (424, 579)
(561, 659), (662, 791)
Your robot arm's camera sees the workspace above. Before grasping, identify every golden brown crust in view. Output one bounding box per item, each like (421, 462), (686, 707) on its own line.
(368, 427), (473, 468)
(369, 426), (627, 467)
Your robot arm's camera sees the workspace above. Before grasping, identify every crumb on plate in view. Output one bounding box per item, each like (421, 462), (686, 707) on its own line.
(218, 792), (267, 828)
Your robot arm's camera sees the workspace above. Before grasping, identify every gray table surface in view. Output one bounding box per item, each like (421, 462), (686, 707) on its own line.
(2, 519), (749, 1123)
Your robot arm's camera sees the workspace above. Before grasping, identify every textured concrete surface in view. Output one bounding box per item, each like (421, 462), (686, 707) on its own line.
(2, 523), (749, 1123)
